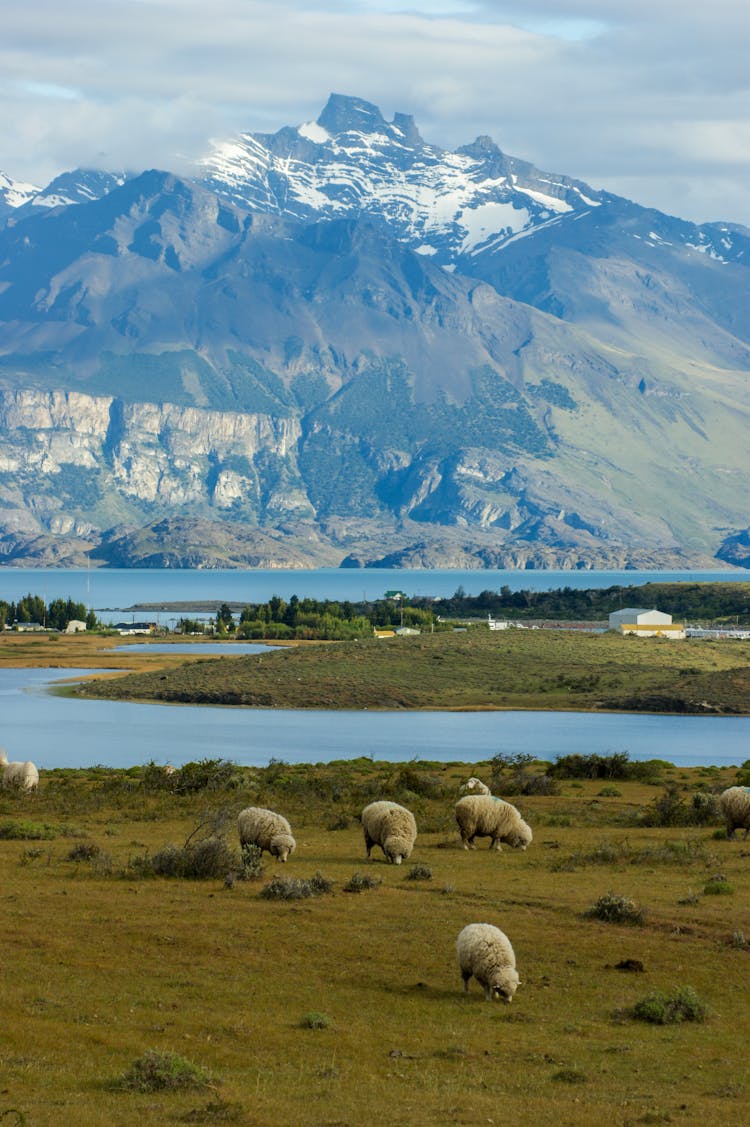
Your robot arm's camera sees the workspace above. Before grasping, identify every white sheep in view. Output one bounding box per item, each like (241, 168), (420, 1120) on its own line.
(0, 749), (39, 793)
(461, 776), (491, 795)
(454, 794), (532, 851)
(238, 806), (296, 862)
(719, 786), (750, 839)
(361, 800), (417, 864)
(456, 923), (520, 1002)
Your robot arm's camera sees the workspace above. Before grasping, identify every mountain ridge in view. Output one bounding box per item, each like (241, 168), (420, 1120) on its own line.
(0, 94), (749, 570)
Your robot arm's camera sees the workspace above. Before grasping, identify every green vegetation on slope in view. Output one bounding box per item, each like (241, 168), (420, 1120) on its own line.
(75, 628), (750, 713)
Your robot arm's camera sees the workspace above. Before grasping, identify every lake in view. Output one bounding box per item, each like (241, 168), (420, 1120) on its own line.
(4, 667), (749, 770)
(1, 565), (748, 626)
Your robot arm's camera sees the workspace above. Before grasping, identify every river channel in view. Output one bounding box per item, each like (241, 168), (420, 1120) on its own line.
(4, 666), (749, 771)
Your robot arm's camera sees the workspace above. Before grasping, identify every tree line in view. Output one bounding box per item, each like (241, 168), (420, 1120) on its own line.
(0, 594), (99, 631)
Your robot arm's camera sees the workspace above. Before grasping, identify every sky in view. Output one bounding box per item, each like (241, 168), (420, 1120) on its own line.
(2, 0), (749, 226)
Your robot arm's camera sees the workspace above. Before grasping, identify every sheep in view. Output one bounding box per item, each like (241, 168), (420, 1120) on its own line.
(719, 786), (750, 839)
(454, 794), (532, 852)
(238, 806), (296, 862)
(361, 800), (417, 864)
(0, 749), (39, 793)
(461, 776), (491, 795)
(456, 923), (520, 1002)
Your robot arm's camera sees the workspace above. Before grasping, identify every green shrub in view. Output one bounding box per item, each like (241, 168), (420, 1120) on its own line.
(238, 842), (265, 881)
(66, 842), (101, 862)
(174, 759), (237, 794)
(117, 1049), (214, 1092)
(404, 864), (433, 881)
(703, 874), (734, 895)
(300, 1012), (330, 1030)
(259, 872), (334, 900)
(640, 783), (721, 827)
(585, 892), (645, 926)
(631, 986), (707, 1025)
(342, 871), (381, 893)
(132, 838), (240, 880)
(0, 820), (59, 840)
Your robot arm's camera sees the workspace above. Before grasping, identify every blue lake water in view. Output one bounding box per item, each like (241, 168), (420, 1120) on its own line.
(1, 566), (748, 626)
(3, 667), (749, 771)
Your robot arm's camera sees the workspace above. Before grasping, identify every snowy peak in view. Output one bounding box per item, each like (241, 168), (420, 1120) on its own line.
(0, 170), (41, 219)
(197, 93), (606, 261)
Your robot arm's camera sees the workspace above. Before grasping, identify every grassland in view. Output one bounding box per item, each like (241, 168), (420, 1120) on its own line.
(2, 758), (749, 1126)
(61, 628), (750, 714)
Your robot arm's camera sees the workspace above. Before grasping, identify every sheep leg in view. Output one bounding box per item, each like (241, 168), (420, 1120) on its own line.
(364, 830), (374, 859)
(461, 972), (471, 993)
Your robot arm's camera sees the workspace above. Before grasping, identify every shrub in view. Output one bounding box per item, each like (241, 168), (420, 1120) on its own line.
(342, 871), (381, 893)
(66, 842), (101, 862)
(585, 892), (645, 926)
(547, 752), (667, 782)
(405, 864), (433, 881)
(134, 838), (240, 880)
(259, 872), (334, 900)
(174, 759), (237, 794)
(238, 842), (265, 881)
(598, 786), (622, 797)
(703, 874), (734, 895)
(300, 1012), (330, 1030)
(640, 783), (721, 827)
(0, 820), (58, 841)
(631, 987), (707, 1025)
(490, 753), (560, 796)
(141, 761), (179, 792)
(118, 1049), (214, 1092)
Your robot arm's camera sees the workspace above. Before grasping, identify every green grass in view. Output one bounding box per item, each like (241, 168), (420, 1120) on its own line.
(73, 628), (750, 713)
(1, 759), (749, 1125)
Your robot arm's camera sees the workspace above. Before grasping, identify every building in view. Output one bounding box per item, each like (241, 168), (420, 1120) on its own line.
(608, 608), (686, 639)
(65, 620), (87, 633)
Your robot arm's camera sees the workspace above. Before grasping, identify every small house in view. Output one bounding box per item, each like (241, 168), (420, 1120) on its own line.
(65, 620), (87, 633)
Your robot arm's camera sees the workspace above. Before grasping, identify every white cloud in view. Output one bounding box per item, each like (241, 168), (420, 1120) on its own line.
(0, 1), (748, 225)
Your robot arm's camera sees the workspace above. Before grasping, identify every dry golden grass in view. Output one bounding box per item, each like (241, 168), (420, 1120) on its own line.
(2, 760), (749, 1126)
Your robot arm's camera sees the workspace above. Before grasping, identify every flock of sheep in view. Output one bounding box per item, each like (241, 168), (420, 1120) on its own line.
(238, 779), (528, 1002)
(236, 775), (750, 1002)
(3, 754), (750, 1002)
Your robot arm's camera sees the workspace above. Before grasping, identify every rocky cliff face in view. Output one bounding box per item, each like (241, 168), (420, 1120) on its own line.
(0, 388), (308, 539)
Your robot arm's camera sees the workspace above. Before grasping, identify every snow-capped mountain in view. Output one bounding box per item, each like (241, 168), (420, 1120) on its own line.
(1, 169), (131, 231)
(0, 94), (749, 569)
(198, 93), (614, 264)
(0, 170), (41, 222)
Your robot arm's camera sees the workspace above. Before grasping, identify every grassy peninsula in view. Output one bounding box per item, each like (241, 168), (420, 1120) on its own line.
(73, 628), (750, 714)
(2, 755), (750, 1126)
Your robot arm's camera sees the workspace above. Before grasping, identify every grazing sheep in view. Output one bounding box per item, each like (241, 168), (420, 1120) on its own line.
(238, 806), (296, 862)
(456, 923), (520, 1002)
(0, 749), (39, 793)
(361, 800), (417, 864)
(462, 776), (491, 795)
(454, 794), (532, 851)
(719, 786), (750, 839)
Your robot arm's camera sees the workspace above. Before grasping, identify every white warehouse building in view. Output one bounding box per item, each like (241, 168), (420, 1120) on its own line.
(608, 608), (685, 639)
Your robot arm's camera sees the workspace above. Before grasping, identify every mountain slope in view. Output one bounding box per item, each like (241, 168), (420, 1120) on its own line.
(0, 98), (749, 568)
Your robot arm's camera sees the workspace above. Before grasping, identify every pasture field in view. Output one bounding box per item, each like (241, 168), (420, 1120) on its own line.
(65, 628), (750, 714)
(2, 756), (749, 1127)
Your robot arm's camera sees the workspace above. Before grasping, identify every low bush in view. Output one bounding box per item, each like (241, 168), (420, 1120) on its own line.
(300, 1012), (330, 1030)
(404, 864), (433, 881)
(639, 783), (721, 827)
(703, 874), (734, 895)
(174, 759), (237, 794)
(117, 1049), (214, 1092)
(547, 752), (667, 782)
(631, 986), (707, 1025)
(585, 892), (645, 926)
(342, 871), (381, 893)
(0, 820), (59, 840)
(131, 837), (240, 881)
(259, 872), (334, 900)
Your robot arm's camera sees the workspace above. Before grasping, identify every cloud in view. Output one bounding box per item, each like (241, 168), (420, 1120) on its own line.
(0, 1), (748, 225)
